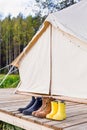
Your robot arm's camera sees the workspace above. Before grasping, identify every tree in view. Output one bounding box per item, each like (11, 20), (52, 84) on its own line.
(34, 0), (80, 17)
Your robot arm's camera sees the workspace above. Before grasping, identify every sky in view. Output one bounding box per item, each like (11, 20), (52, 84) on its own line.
(0, 0), (80, 19)
(0, 0), (37, 19)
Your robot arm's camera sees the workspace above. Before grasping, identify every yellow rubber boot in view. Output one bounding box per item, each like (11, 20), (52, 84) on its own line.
(53, 100), (66, 121)
(46, 101), (58, 119)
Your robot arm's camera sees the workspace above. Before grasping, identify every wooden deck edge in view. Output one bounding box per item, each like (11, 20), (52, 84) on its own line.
(0, 111), (54, 130)
(63, 123), (87, 130)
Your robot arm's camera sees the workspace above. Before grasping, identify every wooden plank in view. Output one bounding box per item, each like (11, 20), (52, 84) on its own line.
(63, 123), (87, 130)
(16, 113), (51, 125)
(0, 99), (29, 105)
(11, 110), (87, 130)
(67, 109), (87, 117)
(0, 96), (30, 100)
(66, 105), (87, 113)
(0, 94), (30, 100)
(66, 102), (79, 106)
(0, 111), (54, 130)
(47, 114), (87, 130)
(0, 88), (14, 93)
(66, 103), (87, 108)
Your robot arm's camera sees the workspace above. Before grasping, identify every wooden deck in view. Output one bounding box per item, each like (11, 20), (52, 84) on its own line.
(0, 88), (87, 130)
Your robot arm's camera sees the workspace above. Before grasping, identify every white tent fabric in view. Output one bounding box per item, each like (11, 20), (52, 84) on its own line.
(13, 0), (87, 99)
(51, 26), (87, 98)
(46, 0), (87, 43)
(17, 26), (51, 94)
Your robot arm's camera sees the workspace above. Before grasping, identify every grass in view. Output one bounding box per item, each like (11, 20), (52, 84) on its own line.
(0, 74), (20, 88)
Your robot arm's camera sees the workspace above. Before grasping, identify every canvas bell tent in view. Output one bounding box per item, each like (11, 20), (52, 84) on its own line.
(11, 0), (87, 99)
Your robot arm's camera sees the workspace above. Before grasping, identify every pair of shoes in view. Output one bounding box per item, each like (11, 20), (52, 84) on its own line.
(18, 96), (36, 113)
(18, 96), (42, 115)
(32, 97), (54, 118)
(23, 97), (42, 115)
(46, 100), (66, 121)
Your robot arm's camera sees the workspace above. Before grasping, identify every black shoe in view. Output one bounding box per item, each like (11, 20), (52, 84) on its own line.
(18, 96), (36, 113)
(23, 97), (42, 115)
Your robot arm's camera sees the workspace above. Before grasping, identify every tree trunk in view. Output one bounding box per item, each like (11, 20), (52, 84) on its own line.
(6, 42), (9, 67)
(8, 35), (12, 68)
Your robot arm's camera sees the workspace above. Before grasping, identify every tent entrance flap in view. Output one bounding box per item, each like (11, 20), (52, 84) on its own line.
(17, 25), (51, 94)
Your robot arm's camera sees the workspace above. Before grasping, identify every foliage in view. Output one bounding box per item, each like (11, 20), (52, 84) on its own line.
(0, 121), (24, 130)
(34, 0), (80, 16)
(0, 74), (20, 88)
(0, 14), (43, 70)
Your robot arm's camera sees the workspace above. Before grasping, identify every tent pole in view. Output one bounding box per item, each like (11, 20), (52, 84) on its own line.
(49, 24), (52, 95)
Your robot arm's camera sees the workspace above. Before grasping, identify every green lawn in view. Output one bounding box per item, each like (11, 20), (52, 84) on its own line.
(0, 74), (20, 88)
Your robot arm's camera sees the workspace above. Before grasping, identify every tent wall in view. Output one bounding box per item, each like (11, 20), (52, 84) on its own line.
(51, 26), (87, 98)
(17, 25), (51, 94)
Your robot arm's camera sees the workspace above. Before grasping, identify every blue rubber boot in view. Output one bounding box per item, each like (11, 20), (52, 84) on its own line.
(23, 97), (42, 115)
(18, 96), (36, 113)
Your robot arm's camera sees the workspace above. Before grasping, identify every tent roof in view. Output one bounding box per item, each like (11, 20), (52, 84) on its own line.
(11, 0), (87, 67)
(46, 0), (87, 43)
